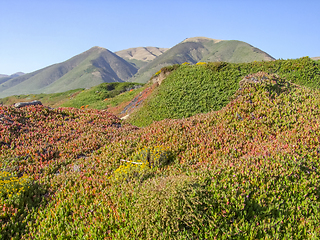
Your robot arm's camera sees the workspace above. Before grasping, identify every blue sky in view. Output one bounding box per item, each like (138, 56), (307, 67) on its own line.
(0, 0), (319, 75)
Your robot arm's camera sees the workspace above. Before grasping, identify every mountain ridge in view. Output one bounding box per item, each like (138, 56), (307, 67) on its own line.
(129, 37), (275, 83)
(0, 47), (137, 98)
(0, 36), (275, 98)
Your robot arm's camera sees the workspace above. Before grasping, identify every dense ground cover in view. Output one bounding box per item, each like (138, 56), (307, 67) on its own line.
(0, 82), (144, 111)
(0, 89), (84, 108)
(129, 57), (320, 126)
(60, 82), (143, 109)
(1, 58), (320, 239)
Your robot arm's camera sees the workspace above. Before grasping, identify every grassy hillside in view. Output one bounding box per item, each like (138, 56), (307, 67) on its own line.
(129, 57), (320, 126)
(0, 73), (24, 84)
(0, 82), (145, 111)
(60, 82), (144, 109)
(2, 71), (320, 238)
(130, 37), (275, 83)
(0, 89), (84, 107)
(0, 47), (138, 98)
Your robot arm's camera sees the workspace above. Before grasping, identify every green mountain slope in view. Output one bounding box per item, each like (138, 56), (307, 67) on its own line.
(0, 47), (138, 98)
(130, 37), (275, 83)
(0, 72), (25, 85)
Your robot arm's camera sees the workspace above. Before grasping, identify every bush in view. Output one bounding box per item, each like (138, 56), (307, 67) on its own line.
(205, 61), (228, 71)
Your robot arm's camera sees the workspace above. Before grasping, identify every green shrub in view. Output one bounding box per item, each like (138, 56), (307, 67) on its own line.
(160, 64), (181, 74)
(205, 61), (228, 71)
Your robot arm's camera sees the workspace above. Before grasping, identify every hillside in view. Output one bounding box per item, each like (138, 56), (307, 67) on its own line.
(0, 82), (145, 111)
(2, 59), (320, 238)
(115, 47), (168, 69)
(0, 72), (25, 85)
(0, 37), (275, 97)
(130, 37), (275, 83)
(0, 47), (137, 98)
(126, 57), (320, 126)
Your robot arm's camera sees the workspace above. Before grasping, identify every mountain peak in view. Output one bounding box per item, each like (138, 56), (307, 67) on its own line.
(182, 37), (222, 44)
(91, 46), (106, 50)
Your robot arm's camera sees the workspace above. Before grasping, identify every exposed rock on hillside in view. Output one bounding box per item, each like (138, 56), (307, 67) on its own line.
(115, 47), (168, 62)
(14, 100), (42, 108)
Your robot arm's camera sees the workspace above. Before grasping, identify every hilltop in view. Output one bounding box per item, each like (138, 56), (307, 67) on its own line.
(130, 37), (275, 83)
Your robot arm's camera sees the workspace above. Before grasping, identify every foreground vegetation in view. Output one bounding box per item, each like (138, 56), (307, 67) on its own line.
(1, 58), (320, 239)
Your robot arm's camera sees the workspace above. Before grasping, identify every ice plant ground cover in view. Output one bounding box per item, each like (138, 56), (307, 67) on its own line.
(0, 58), (320, 239)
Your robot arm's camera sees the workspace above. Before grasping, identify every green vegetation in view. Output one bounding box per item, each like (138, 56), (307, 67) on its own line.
(129, 57), (320, 126)
(0, 82), (145, 112)
(2, 57), (320, 238)
(0, 89), (83, 107)
(60, 82), (143, 109)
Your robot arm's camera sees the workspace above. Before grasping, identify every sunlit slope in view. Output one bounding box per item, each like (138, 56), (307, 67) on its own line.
(128, 57), (320, 126)
(115, 47), (168, 69)
(2, 73), (320, 238)
(0, 47), (138, 98)
(130, 37), (275, 83)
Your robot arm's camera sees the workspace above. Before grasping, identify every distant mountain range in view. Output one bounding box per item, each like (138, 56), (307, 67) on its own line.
(0, 37), (275, 98)
(0, 72), (25, 84)
(130, 37), (275, 83)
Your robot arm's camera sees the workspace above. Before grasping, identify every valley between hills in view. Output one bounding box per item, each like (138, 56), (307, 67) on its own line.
(1, 37), (320, 239)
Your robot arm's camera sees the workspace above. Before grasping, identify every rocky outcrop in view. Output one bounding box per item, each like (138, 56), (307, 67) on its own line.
(14, 100), (42, 108)
(151, 71), (171, 86)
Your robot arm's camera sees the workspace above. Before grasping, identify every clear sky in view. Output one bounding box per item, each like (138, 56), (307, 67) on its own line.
(0, 0), (319, 75)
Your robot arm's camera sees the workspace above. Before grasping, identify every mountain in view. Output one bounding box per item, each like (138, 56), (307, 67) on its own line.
(0, 37), (275, 98)
(130, 37), (275, 83)
(0, 47), (137, 98)
(311, 57), (320, 60)
(0, 72), (25, 85)
(115, 47), (168, 69)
